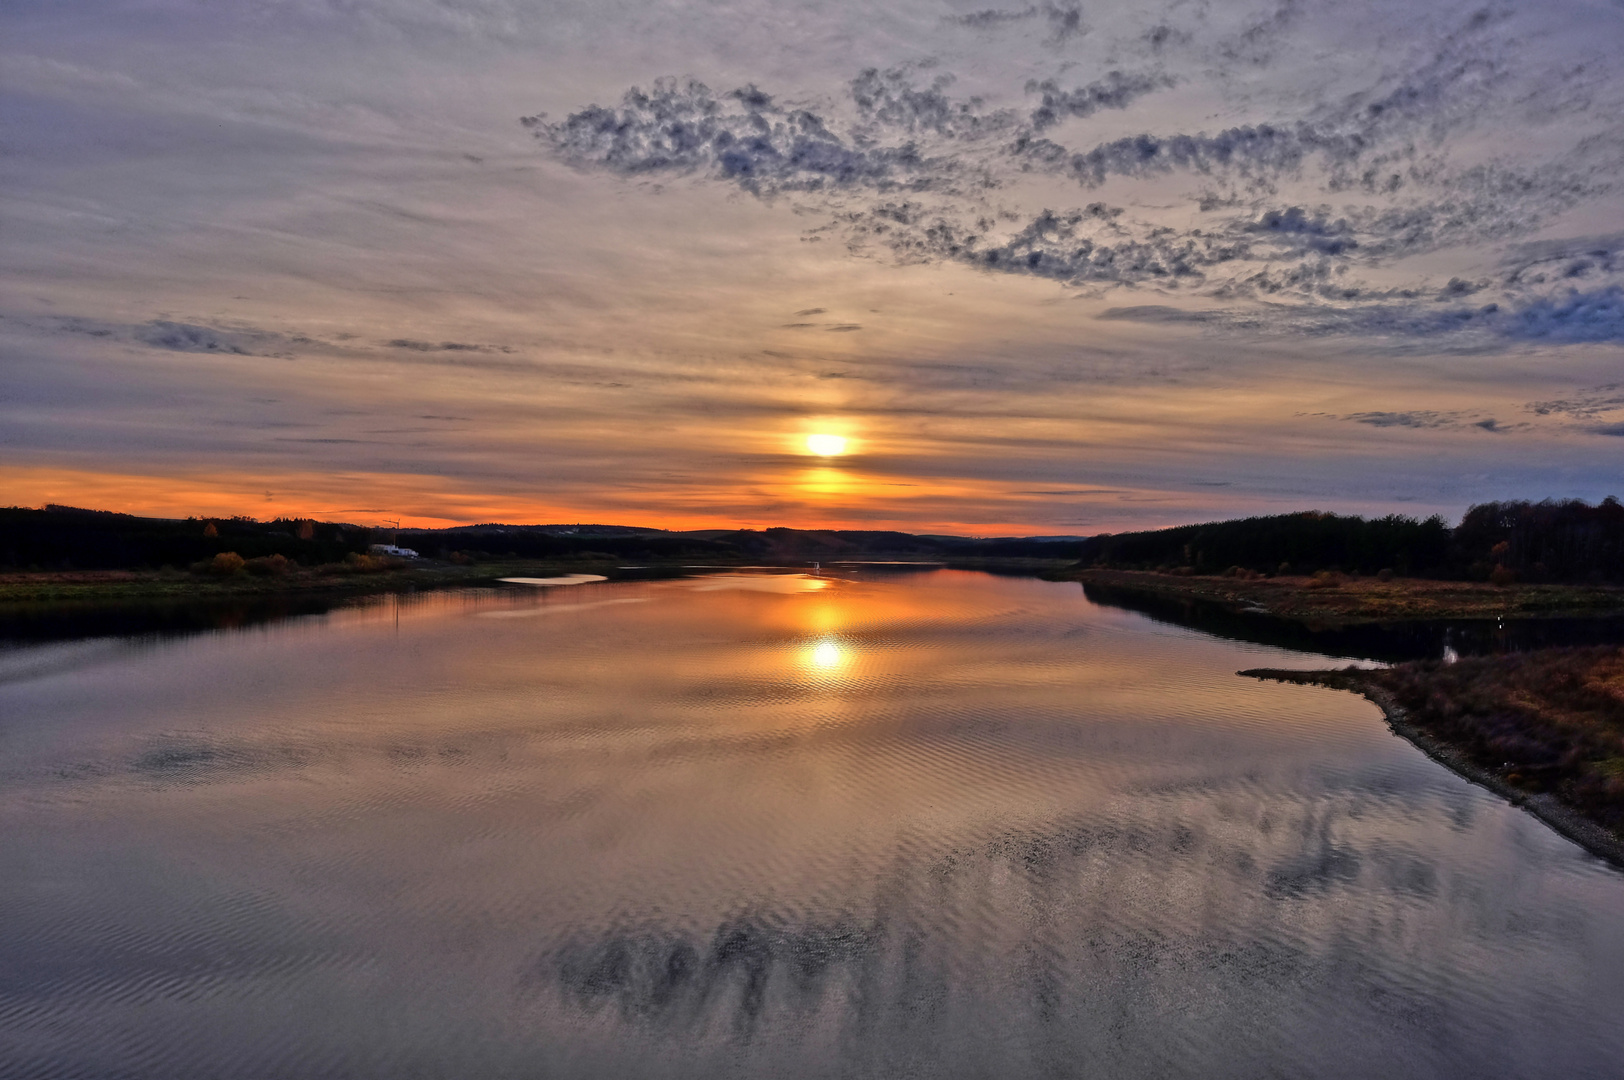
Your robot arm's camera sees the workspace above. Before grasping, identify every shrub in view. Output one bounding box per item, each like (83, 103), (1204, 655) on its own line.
(244, 554), (290, 576)
(1377, 568), (1395, 582)
(1490, 563), (1516, 586)
(193, 551), (245, 576)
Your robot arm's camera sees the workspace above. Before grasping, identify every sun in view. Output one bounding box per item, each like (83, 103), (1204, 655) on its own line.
(806, 433), (848, 457)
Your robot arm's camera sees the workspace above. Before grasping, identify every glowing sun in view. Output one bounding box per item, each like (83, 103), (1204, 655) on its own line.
(806, 433), (848, 456)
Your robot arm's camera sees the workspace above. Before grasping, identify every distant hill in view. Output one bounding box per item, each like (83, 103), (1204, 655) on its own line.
(0, 506), (1086, 570)
(394, 524), (1087, 563)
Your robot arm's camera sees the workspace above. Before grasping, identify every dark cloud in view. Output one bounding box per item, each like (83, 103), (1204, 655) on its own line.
(1340, 411), (1459, 429)
(1044, 11), (1514, 191)
(842, 203), (1246, 288)
(1217, 0), (1303, 67)
(850, 66), (1017, 140)
(1043, 2), (1086, 44)
(1101, 285), (1624, 345)
(50, 316), (295, 357)
(1527, 384), (1624, 419)
(793, 308), (826, 316)
(946, 6), (1041, 30)
(1308, 410), (1526, 434)
(944, 1), (1084, 43)
(1505, 286), (1624, 342)
(1026, 71), (1177, 131)
(1143, 24), (1191, 53)
(534, 78), (956, 197)
(1095, 305), (1220, 324)
(133, 321), (256, 354)
(1244, 206), (1358, 256)
(387, 339), (501, 352)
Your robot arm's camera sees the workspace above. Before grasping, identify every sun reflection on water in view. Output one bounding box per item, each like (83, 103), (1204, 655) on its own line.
(801, 636), (851, 675)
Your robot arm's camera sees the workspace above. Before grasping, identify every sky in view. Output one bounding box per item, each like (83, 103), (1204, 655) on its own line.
(3, 0), (1622, 533)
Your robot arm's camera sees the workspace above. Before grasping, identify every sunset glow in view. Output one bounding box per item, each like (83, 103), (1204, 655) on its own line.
(806, 434), (849, 457)
(4, 0), (1620, 533)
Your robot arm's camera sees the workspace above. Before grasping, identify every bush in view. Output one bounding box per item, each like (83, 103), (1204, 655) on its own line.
(244, 554), (290, 577)
(1377, 568), (1395, 582)
(192, 551), (245, 576)
(1489, 563), (1516, 586)
(1304, 570), (1344, 591)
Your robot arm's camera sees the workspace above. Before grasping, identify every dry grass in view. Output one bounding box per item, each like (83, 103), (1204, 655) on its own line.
(1061, 568), (1624, 622)
(1364, 648), (1624, 833)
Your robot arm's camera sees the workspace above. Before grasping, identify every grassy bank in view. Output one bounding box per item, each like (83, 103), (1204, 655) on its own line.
(1056, 568), (1624, 623)
(0, 560), (620, 604)
(1243, 648), (1624, 868)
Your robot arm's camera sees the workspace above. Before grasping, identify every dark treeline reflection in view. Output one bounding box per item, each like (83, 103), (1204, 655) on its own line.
(551, 916), (878, 1031)
(533, 809), (1458, 1069)
(0, 596), (345, 643)
(1079, 581), (1624, 661)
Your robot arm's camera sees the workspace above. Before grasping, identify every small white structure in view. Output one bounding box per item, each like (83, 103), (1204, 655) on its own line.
(369, 543), (420, 558)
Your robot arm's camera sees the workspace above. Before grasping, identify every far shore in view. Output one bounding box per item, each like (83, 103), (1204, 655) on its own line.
(0, 556), (1075, 606)
(1056, 567), (1624, 623)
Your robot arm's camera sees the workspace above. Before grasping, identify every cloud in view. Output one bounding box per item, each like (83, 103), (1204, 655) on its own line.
(850, 65), (1018, 140)
(533, 78), (961, 198)
(1025, 10), (1519, 191)
(1527, 384), (1624, 419)
(841, 202), (1249, 288)
(1340, 411), (1460, 429)
(48, 316), (303, 357)
(1026, 71), (1177, 131)
(529, 4), (1623, 350)
(946, 6), (1041, 30)
(1306, 410), (1528, 435)
(1504, 286), (1624, 342)
(1101, 286), (1624, 345)
(387, 339), (504, 352)
(944, 2), (1084, 43)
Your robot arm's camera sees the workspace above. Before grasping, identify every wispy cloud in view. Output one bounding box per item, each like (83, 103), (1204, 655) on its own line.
(536, 4), (1622, 347)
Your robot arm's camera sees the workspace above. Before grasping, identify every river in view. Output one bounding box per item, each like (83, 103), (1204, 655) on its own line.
(2, 569), (1621, 1078)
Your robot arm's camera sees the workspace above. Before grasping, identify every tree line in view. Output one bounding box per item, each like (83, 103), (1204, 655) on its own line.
(1075, 498), (1624, 583)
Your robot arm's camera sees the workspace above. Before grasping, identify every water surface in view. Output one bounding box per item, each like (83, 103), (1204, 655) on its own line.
(2, 570), (1621, 1078)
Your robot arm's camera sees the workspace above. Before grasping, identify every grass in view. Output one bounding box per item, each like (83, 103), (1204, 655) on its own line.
(0, 559), (614, 604)
(1056, 568), (1624, 622)
(1361, 647), (1624, 834)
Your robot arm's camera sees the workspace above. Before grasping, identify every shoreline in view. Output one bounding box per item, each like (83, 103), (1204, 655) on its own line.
(1242, 666), (1624, 870)
(0, 557), (1073, 606)
(1057, 567), (1624, 623)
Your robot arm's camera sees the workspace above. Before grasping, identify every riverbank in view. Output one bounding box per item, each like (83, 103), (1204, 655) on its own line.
(1243, 649), (1624, 869)
(1057, 568), (1624, 623)
(0, 556), (1075, 605)
(0, 561), (615, 604)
